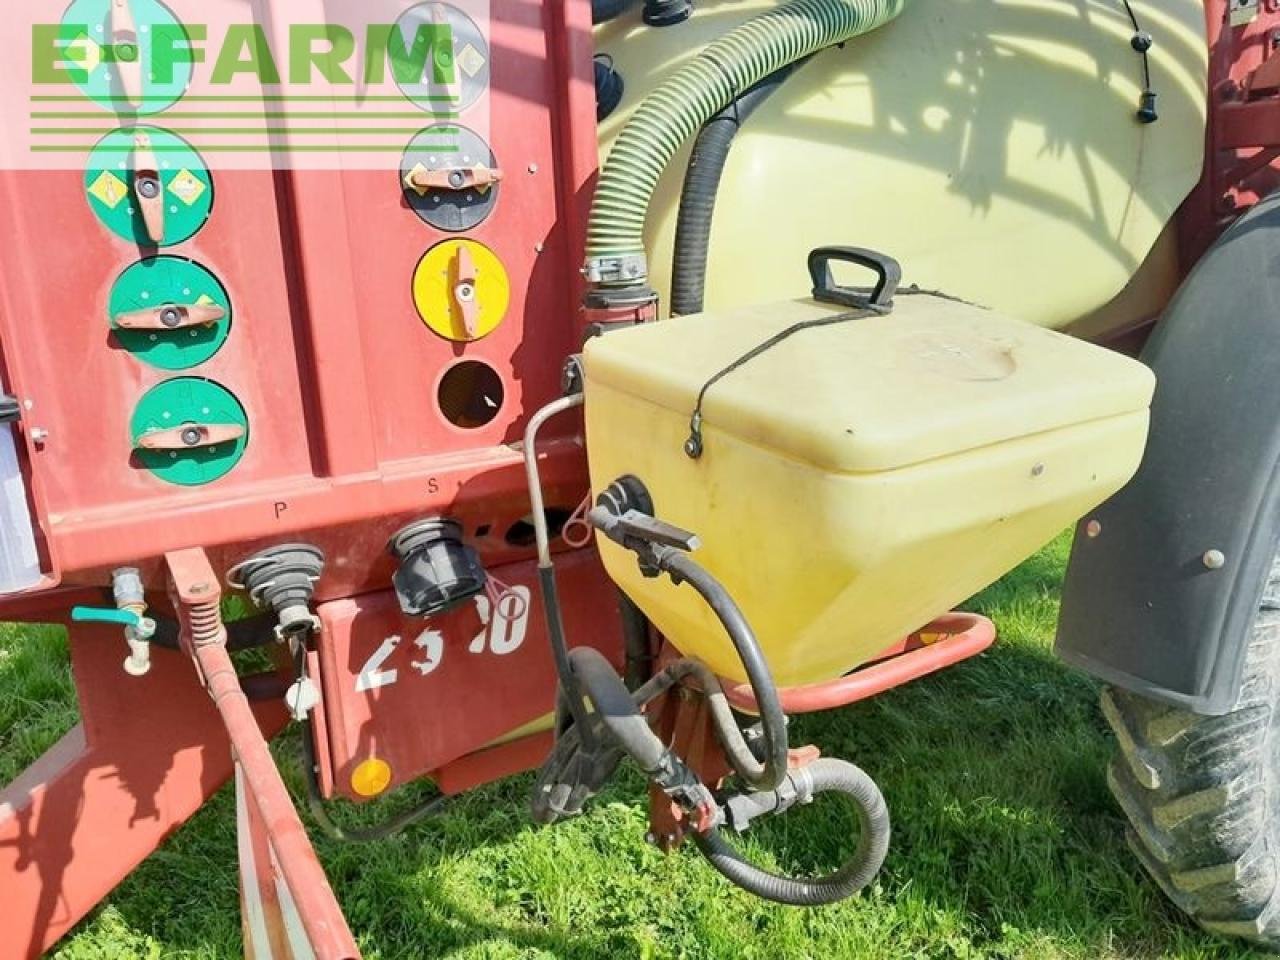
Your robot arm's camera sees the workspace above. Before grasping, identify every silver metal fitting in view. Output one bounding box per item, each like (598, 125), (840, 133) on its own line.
(582, 253), (648, 286)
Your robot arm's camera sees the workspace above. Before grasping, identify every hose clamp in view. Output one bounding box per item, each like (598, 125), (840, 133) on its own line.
(583, 253), (648, 286)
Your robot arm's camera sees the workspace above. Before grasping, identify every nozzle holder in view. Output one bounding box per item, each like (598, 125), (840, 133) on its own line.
(227, 544), (325, 639)
(389, 518), (487, 617)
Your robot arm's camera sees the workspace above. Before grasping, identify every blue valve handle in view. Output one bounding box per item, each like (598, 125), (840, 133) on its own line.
(71, 606), (141, 628)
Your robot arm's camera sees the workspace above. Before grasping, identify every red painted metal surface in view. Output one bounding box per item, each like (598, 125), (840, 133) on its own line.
(312, 547), (622, 800)
(0, 620), (289, 960)
(0, 0), (601, 602)
(1177, 0), (1280, 266)
(723, 613), (996, 715)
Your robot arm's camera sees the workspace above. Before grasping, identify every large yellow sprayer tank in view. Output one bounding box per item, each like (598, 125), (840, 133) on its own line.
(596, 0), (1209, 333)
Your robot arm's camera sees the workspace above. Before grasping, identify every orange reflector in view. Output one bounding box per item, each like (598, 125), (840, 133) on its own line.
(350, 758), (393, 798)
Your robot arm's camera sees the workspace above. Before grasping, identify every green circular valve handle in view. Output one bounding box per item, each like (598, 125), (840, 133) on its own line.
(130, 378), (248, 486)
(60, 0), (193, 116)
(85, 126), (213, 247)
(109, 257), (232, 370)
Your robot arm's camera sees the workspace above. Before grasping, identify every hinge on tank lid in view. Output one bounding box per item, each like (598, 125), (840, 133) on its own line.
(0, 395), (19, 425)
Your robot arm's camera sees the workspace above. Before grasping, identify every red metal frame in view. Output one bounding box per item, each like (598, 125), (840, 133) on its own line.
(1178, 0), (1280, 266)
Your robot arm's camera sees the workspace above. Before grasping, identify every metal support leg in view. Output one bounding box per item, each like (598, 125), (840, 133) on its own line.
(166, 548), (360, 960)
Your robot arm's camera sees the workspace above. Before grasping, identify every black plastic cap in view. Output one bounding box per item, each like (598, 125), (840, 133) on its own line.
(642, 0), (691, 26)
(389, 518), (487, 617)
(1137, 90), (1159, 124)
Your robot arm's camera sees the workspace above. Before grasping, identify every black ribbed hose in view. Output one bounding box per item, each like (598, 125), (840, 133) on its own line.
(693, 758), (890, 905)
(669, 67), (795, 316)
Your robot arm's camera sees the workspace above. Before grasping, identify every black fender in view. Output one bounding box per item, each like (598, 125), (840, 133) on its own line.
(1055, 192), (1280, 716)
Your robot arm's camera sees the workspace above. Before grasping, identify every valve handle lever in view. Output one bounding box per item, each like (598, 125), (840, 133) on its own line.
(135, 423), (247, 451)
(110, 0), (144, 109)
(132, 132), (165, 244)
(72, 606), (141, 627)
(451, 244), (481, 338)
(405, 165), (504, 196)
(113, 302), (226, 331)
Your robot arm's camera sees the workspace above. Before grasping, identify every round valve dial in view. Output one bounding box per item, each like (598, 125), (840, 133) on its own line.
(109, 257), (232, 370)
(85, 126), (213, 247)
(412, 239), (510, 342)
(61, 0), (193, 116)
(130, 378), (248, 486)
(392, 2), (490, 114)
(401, 124), (500, 232)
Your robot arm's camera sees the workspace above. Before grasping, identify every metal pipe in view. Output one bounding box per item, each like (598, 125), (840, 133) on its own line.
(522, 394), (586, 568)
(192, 637), (359, 959)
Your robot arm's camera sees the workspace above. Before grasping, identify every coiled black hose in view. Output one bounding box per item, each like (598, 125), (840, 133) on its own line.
(693, 758), (891, 905)
(670, 67), (795, 316)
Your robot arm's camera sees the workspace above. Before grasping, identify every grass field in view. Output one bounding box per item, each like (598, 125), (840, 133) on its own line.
(0, 534), (1267, 959)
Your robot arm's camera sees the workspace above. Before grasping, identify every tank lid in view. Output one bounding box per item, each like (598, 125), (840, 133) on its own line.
(583, 295), (1155, 474)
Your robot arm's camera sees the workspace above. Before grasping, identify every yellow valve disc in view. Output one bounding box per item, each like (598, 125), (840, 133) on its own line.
(412, 239), (510, 342)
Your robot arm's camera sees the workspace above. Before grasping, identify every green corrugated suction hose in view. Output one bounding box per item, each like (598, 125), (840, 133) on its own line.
(584, 0), (909, 288)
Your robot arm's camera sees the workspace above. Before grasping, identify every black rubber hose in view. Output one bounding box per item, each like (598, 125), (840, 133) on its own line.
(298, 714), (449, 843)
(568, 647), (670, 773)
(593, 0), (637, 23)
(658, 550), (789, 791)
(692, 758), (891, 905)
(619, 591), (654, 689)
(669, 67), (795, 317)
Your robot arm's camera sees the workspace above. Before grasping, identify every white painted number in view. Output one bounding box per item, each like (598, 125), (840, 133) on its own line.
(354, 588), (534, 694)
(355, 636), (400, 692)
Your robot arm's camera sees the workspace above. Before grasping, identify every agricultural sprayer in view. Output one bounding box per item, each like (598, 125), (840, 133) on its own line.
(2, 0), (1280, 955)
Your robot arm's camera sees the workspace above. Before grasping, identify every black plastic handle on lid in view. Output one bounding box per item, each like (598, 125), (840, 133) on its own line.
(808, 246), (902, 309)
(0, 395), (19, 425)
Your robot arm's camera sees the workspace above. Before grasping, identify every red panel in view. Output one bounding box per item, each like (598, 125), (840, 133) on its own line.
(0, 0), (602, 603)
(0, 623), (288, 960)
(314, 547), (621, 801)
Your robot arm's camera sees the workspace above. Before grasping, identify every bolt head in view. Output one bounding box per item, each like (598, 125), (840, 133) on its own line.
(1085, 519), (1103, 539)
(1203, 549), (1226, 570)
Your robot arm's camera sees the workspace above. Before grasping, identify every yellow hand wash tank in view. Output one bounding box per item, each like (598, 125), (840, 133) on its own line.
(583, 285), (1155, 687)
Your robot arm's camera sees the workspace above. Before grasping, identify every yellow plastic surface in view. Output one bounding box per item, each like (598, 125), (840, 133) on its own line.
(584, 296), (1155, 686)
(412, 239), (510, 342)
(596, 0), (1207, 331)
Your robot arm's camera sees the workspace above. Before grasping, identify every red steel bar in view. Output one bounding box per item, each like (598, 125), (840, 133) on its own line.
(167, 548), (359, 960)
(723, 612), (996, 715)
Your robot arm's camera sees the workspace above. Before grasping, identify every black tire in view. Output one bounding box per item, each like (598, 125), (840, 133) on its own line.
(1104, 552), (1280, 949)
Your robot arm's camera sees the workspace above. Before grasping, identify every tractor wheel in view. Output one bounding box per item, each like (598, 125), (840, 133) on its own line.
(1103, 551), (1280, 950)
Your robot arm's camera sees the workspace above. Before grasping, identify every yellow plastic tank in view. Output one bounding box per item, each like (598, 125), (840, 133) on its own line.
(583, 294), (1155, 686)
(596, 0), (1208, 330)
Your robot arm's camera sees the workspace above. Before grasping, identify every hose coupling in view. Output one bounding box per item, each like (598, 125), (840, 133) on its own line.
(723, 765), (816, 833)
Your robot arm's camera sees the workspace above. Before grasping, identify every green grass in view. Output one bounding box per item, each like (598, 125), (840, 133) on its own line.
(0, 535), (1266, 959)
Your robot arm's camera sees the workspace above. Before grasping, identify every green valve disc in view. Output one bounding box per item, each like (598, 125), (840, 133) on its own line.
(86, 127), (213, 246)
(392, 3), (490, 114)
(60, 0), (193, 116)
(131, 378), (248, 487)
(109, 257), (232, 370)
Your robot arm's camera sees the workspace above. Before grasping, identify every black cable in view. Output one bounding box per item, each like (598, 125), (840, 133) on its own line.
(1121, 0), (1158, 123)
(290, 641), (450, 843)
